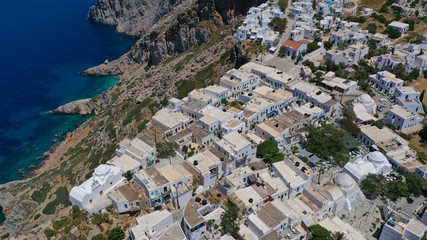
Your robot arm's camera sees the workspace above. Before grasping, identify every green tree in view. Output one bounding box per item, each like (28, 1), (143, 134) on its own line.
(220, 202), (240, 238)
(123, 170), (133, 181)
(268, 17), (287, 34)
(342, 108), (356, 121)
(108, 227), (125, 240)
(156, 141), (177, 164)
(385, 180), (408, 201)
(384, 27), (401, 39)
(257, 140), (279, 158)
(331, 231), (345, 240)
(380, 4), (388, 13)
(403, 19), (415, 31)
(307, 41), (320, 53)
(361, 174), (387, 199)
(71, 205), (81, 219)
(405, 173), (427, 197)
(92, 234), (107, 240)
(339, 118), (360, 136)
(309, 224), (332, 240)
(323, 41), (333, 50)
(278, 0), (289, 11)
(366, 23), (377, 34)
(306, 124), (349, 165)
(279, 46), (287, 57)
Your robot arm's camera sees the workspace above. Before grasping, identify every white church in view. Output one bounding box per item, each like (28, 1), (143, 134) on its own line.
(344, 151), (392, 184)
(350, 94), (377, 122)
(69, 164), (123, 214)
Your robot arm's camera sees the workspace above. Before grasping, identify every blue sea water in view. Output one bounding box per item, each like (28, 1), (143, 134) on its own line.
(0, 0), (137, 183)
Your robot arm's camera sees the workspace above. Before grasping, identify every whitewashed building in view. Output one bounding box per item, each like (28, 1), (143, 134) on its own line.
(384, 105), (423, 132)
(70, 164), (123, 214)
(368, 71), (404, 95)
(344, 151), (392, 183)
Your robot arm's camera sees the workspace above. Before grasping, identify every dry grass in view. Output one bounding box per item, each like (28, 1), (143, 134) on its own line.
(410, 77), (427, 105)
(409, 135), (427, 156)
(360, 0), (386, 9)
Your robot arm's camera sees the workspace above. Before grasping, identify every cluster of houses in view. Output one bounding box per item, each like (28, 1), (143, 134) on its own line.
(68, 58), (426, 240)
(67, 0), (427, 239)
(235, 2), (284, 49)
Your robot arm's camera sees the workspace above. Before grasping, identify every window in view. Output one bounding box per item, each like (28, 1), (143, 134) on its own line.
(125, 204), (128, 208)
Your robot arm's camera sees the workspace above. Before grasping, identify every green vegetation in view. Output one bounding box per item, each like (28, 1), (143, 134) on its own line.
(220, 201), (240, 238)
(53, 218), (69, 230)
(342, 108), (356, 121)
(307, 39), (321, 53)
(44, 228), (55, 239)
(1, 233), (10, 240)
(156, 142), (177, 164)
(256, 140), (284, 164)
(137, 119), (150, 132)
(306, 124), (349, 165)
(31, 182), (51, 204)
(371, 13), (388, 24)
(257, 140), (279, 158)
(278, 0), (289, 11)
(230, 101), (242, 109)
(419, 124), (427, 143)
(384, 27), (401, 39)
(403, 19), (415, 31)
(176, 80), (196, 99)
(71, 205), (81, 219)
(361, 172), (427, 201)
(123, 99), (153, 126)
(346, 16), (367, 23)
(92, 212), (110, 225)
(366, 23), (377, 34)
(339, 118), (360, 136)
(0, 205), (5, 224)
(323, 41), (333, 50)
(42, 186), (71, 215)
(92, 234), (107, 240)
(268, 17), (287, 34)
(123, 170), (133, 181)
(108, 227), (125, 240)
(308, 224), (332, 240)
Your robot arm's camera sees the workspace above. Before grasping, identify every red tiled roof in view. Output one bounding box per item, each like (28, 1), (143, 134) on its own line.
(282, 40), (303, 50)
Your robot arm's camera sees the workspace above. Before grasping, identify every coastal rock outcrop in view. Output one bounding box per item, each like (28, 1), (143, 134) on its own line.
(52, 92), (110, 115)
(88, 0), (184, 37)
(53, 99), (94, 115)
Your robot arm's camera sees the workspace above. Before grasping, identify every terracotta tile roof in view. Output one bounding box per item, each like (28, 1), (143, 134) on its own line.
(283, 40), (303, 50)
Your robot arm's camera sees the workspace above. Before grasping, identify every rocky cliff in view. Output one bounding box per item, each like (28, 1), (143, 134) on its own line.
(88, 0), (185, 37)
(83, 0), (265, 76)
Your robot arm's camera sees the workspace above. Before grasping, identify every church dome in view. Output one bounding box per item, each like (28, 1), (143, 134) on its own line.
(334, 173), (354, 190)
(94, 164), (110, 176)
(358, 94), (373, 104)
(367, 151), (388, 164)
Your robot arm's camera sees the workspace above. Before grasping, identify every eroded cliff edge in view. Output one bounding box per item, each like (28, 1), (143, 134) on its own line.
(83, 0), (265, 77)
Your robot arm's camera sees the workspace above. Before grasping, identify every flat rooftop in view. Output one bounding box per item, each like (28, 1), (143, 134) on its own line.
(135, 166), (169, 191)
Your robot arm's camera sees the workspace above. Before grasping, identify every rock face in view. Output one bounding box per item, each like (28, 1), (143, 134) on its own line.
(53, 99), (95, 115)
(83, 0), (264, 76)
(88, 0), (184, 37)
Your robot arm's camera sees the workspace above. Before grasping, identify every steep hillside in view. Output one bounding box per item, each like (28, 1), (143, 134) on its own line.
(0, 0), (255, 238)
(88, 0), (185, 37)
(83, 0), (264, 76)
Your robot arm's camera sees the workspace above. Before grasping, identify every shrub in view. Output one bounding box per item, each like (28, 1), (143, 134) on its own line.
(108, 227), (125, 240)
(44, 228), (55, 239)
(92, 234), (107, 240)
